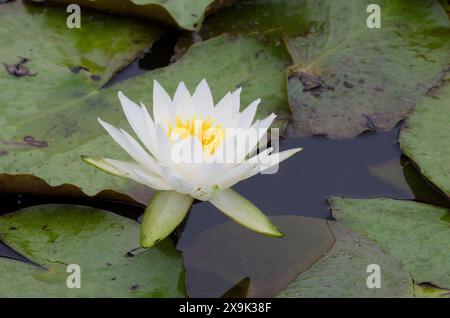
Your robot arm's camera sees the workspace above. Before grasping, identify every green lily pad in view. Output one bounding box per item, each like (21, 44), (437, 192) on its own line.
(330, 197), (450, 289)
(0, 0), (161, 202)
(277, 222), (413, 298)
(174, 0), (450, 138)
(181, 215), (335, 297)
(0, 31), (291, 204)
(400, 83), (450, 198)
(41, 0), (235, 31)
(0, 205), (185, 297)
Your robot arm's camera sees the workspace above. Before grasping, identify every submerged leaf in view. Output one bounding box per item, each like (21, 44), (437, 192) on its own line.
(182, 215), (335, 297)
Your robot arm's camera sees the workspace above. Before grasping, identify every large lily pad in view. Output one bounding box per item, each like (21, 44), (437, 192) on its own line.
(277, 222), (413, 298)
(0, 30), (291, 204)
(174, 0), (450, 138)
(181, 215), (335, 297)
(0, 0), (161, 202)
(330, 197), (450, 289)
(400, 83), (450, 197)
(42, 0), (235, 31)
(0, 205), (185, 297)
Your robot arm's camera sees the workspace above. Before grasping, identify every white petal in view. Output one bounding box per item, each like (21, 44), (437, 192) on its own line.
(217, 147), (273, 189)
(238, 98), (260, 128)
(140, 102), (158, 155)
(250, 148), (303, 177)
(117, 91), (153, 152)
(154, 125), (176, 164)
(173, 81), (194, 120)
(231, 87), (242, 115)
(82, 157), (171, 190)
(192, 79), (214, 117)
(237, 113), (276, 162)
(153, 80), (174, 127)
(210, 188), (283, 237)
(213, 92), (234, 128)
(98, 118), (160, 175)
(159, 165), (195, 194)
(216, 162), (258, 190)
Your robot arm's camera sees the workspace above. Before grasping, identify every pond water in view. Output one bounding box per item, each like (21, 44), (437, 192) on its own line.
(1, 29), (448, 297)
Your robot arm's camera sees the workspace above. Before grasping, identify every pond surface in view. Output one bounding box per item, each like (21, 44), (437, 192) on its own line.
(1, 30), (448, 296)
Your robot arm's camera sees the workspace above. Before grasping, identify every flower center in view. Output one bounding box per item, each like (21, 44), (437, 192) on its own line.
(167, 115), (225, 155)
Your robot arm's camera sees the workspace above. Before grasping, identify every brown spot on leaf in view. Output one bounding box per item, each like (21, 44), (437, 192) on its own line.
(130, 285), (139, 291)
(69, 66), (89, 73)
(23, 136), (48, 148)
(0, 149), (8, 157)
(4, 58), (37, 77)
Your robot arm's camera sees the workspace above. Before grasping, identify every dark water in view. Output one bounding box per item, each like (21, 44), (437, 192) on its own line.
(1, 28), (449, 296)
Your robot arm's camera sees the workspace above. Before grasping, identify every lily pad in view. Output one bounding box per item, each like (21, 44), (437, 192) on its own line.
(42, 0), (235, 31)
(400, 83), (450, 197)
(330, 197), (450, 289)
(0, 31), (292, 204)
(174, 0), (450, 138)
(277, 222), (413, 298)
(181, 215), (335, 297)
(0, 205), (185, 297)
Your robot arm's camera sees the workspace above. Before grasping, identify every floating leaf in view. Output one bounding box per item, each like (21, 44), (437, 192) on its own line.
(181, 215), (335, 297)
(278, 222), (413, 298)
(331, 197), (450, 289)
(0, 31), (291, 204)
(400, 83), (450, 198)
(0, 205), (185, 297)
(0, 0), (162, 201)
(174, 0), (450, 138)
(41, 0), (236, 31)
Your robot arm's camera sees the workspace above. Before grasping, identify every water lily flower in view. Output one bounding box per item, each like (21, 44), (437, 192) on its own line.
(83, 80), (302, 248)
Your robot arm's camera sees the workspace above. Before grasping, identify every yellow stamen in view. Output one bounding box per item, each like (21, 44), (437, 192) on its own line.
(167, 115), (225, 155)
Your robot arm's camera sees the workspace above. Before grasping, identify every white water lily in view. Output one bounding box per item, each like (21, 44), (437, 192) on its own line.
(83, 80), (302, 247)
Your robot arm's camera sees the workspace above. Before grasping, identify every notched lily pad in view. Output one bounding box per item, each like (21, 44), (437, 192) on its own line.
(173, 0), (450, 138)
(0, 205), (185, 297)
(331, 197), (450, 290)
(181, 215), (335, 297)
(278, 222), (413, 298)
